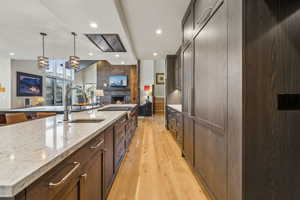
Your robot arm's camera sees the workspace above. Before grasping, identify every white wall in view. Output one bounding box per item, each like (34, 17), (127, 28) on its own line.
(0, 57), (11, 109)
(11, 60), (46, 108)
(74, 63), (97, 86)
(139, 59), (166, 103)
(140, 60), (154, 103)
(83, 63), (97, 84)
(153, 60), (165, 97)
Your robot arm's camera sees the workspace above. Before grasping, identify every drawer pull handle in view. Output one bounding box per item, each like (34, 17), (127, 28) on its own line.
(49, 162), (80, 188)
(90, 139), (104, 149)
(81, 173), (88, 179)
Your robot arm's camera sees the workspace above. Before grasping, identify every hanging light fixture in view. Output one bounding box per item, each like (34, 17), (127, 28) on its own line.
(69, 32), (80, 70)
(37, 33), (49, 69)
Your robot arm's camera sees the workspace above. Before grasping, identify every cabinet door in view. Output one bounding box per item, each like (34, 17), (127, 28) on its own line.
(58, 176), (84, 200)
(175, 51), (182, 90)
(182, 44), (193, 114)
(183, 115), (194, 165)
(194, 2), (227, 200)
(182, 42), (194, 165)
(84, 150), (104, 200)
(104, 126), (114, 198)
(183, 8), (194, 45)
(114, 119), (126, 170)
(194, 0), (213, 30)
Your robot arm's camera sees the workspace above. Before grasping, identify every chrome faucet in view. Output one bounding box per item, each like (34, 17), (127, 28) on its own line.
(64, 87), (87, 121)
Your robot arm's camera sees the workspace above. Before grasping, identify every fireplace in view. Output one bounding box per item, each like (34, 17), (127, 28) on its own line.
(111, 96), (125, 104)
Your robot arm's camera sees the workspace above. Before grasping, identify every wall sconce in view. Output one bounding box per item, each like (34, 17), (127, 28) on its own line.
(0, 83), (6, 93)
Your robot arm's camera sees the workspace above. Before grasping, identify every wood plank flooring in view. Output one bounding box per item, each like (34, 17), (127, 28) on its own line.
(108, 114), (208, 200)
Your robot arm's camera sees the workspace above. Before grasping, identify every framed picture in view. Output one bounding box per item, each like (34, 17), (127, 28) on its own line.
(156, 73), (165, 85)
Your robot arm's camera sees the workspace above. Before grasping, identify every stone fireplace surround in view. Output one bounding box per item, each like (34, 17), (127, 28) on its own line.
(100, 88), (131, 104)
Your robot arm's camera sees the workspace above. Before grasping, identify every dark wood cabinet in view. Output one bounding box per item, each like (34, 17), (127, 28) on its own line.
(166, 106), (183, 147)
(183, 115), (194, 165)
(103, 126), (114, 198)
(174, 47), (182, 90)
(16, 111), (139, 200)
(182, 42), (194, 166)
(26, 132), (105, 200)
(84, 145), (104, 200)
(193, 3), (227, 199)
(182, 0), (300, 199)
(114, 116), (127, 171)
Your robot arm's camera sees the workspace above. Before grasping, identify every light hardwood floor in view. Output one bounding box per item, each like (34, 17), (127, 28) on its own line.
(108, 114), (208, 200)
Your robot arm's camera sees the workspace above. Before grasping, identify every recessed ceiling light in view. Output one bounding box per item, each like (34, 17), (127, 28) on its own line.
(115, 54), (120, 58)
(9, 52), (15, 56)
(88, 52), (93, 56)
(121, 61), (125, 65)
(89, 22), (98, 29)
(156, 29), (163, 35)
(153, 52), (158, 57)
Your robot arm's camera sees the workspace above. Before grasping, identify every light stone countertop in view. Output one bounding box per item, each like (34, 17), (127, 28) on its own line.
(167, 104), (182, 112)
(0, 109), (127, 197)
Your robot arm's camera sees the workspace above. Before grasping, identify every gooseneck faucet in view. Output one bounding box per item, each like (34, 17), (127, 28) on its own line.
(64, 87), (87, 121)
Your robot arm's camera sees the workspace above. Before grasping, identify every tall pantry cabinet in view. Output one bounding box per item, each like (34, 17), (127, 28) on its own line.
(181, 0), (300, 200)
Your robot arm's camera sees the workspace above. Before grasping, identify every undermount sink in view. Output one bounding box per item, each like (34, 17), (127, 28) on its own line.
(68, 119), (105, 123)
(99, 107), (132, 111)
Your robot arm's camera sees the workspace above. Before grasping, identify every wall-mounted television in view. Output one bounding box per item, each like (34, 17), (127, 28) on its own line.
(17, 72), (43, 96)
(109, 75), (128, 87)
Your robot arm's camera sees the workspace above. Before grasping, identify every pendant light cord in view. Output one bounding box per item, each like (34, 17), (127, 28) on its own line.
(72, 32), (77, 56)
(40, 33), (47, 57)
(42, 35), (45, 57)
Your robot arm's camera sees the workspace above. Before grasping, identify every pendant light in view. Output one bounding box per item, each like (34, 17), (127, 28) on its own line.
(37, 32), (49, 69)
(69, 32), (80, 70)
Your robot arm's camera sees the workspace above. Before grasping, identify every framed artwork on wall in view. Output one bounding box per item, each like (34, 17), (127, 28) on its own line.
(156, 73), (165, 85)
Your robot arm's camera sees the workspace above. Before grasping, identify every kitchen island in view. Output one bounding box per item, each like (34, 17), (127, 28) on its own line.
(0, 105), (138, 200)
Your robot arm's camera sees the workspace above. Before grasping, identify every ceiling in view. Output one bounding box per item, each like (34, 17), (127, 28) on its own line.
(120, 0), (190, 59)
(0, 0), (189, 64)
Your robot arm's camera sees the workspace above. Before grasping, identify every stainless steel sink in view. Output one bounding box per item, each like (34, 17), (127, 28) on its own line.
(68, 119), (105, 123)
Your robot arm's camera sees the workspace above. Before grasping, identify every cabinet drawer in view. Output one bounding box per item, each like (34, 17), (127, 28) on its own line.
(26, 132), (105, 200)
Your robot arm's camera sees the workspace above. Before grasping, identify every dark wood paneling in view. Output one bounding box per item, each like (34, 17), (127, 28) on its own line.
(96, 61), (138, 104)
(227, 0), (243, 199)
(130, 65), (138, 104)
(244, 0), (300, 199)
